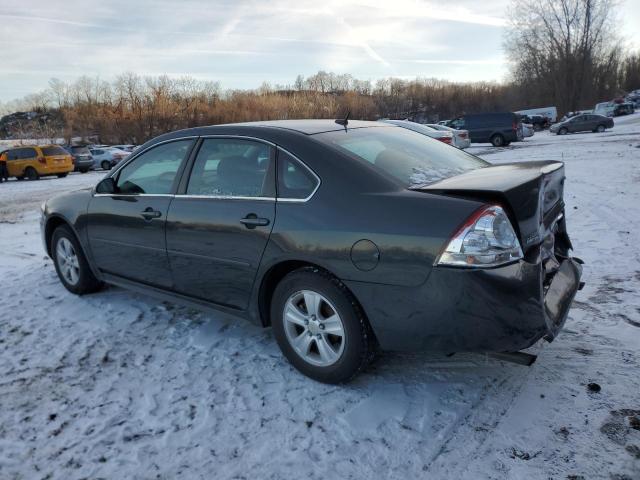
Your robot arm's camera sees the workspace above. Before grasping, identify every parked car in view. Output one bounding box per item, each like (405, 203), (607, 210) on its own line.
(550, 114), (614, 135)
(519, 114), (548, 131)
(425, 124), (470, 149)
(1, 145), (73, 180)
(515, 106), (558, 124)
(64, 145), (93, 173)
(89, 147), (129, 170)
(41, 119), (583, 383)
(521, 122), (535, 138)
(448, 112), (521, 147)
(593, 102), (616, 117)
(379, 120), (454, 145)
(613, 103), (635, 116)
(111, 144), (136, 152)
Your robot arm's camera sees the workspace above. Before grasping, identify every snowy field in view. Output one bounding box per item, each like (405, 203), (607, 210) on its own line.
(1, 116), (640, 480)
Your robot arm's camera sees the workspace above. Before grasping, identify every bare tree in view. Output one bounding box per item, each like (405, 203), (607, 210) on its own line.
(505, 0), (622, 113)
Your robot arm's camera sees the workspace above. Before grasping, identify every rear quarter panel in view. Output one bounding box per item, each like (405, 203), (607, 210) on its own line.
(262, 190), (484, 288)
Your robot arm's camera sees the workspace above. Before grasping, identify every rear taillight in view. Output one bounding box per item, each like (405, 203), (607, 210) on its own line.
(37, 157), (46, 164)
(439, 136), (452, 144)
(436, 205), (523, 268)
(459, 132), (468, 138)
(513, 121), (518, 130)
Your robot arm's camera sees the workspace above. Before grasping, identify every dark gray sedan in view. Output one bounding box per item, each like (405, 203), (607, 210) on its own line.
(550, 113), (614, 135)
(41, 120), (583, 383)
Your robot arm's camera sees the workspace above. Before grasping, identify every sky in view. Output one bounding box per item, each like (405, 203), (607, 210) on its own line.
(0, 0), (639, 103)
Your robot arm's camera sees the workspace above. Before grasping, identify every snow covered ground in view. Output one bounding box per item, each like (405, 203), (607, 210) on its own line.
(1, 116), (639, 479)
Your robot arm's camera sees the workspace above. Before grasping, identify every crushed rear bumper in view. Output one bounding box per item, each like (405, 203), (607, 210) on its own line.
(344, 256), (583, 353)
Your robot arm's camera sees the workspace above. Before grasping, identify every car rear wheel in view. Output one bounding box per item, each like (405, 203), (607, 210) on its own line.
(25, 167), (39, 180)
(271, 267), (375, 383)
(79, 168), (89, 174)
(101, 161), (112, 170)
(596, 124), (605, 133)
(558, 127), (568, 135)
(57, 173), (68, 178)
(490, 134), (505, 147)
(51, 225), (103, 295)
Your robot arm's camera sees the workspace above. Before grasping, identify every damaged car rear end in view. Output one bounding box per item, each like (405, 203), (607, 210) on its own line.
(416, 161), (584, 354)
(319, 125), (583, 358)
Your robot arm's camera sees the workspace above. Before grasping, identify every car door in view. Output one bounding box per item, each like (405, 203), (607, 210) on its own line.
(165, 137), (276, 310)
(87, 139), (195, 288)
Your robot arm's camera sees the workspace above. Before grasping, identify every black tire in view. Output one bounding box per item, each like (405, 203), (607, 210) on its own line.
(596, 124), (605, 133)
(558, 127), (568, 135)
(79, 168), (89, 173)
(16, 176), (24, 181)
(25, 167), (39, 180)
(57, 173), (68, 178)
(51, 225), (103, 295)
(101, 161), (112, 171)
(271, 267), (375, 383)
(490, 134), (505, 147)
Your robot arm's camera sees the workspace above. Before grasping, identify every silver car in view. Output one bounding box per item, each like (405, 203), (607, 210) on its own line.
(426, 124), (471, 149)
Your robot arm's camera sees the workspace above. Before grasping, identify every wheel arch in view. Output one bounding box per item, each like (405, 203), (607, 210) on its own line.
(256, 260), (370, 333)
(45, 214), (79, 257)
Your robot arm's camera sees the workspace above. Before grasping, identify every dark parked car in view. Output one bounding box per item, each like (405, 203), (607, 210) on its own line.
(613, 103), (635, 116)
(64, 145), (93, 173)
(519, 114), (548, 131)
(41, 120), (583, 383)
(448, 112), (520, 147)
(550, 114), (614, 135)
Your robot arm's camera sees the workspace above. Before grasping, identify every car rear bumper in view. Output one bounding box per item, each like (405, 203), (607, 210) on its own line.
(40, 164), (74, 175)
(344, 256), (583, 353)
(74, 158), (94, 170)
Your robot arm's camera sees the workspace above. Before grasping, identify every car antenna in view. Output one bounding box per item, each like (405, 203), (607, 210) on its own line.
(335, 111), (350, 131)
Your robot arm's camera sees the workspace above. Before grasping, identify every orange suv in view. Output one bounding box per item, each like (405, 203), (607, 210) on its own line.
(0, 145), (73, 180)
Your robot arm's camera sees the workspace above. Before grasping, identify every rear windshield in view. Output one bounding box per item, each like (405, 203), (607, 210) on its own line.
(315, 126), (488, 187)
(41, 146), (68, 156)
(70, 146), (90, 154)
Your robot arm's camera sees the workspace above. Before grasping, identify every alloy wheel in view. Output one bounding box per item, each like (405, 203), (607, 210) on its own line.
(56, 237), (80, 285)
(283, 290), (345, 367)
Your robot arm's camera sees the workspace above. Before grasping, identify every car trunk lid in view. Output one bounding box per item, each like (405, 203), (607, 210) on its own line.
(415, 161), (567, 253)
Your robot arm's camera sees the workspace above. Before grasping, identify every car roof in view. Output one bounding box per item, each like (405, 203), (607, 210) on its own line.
(206, 119), (387, 135)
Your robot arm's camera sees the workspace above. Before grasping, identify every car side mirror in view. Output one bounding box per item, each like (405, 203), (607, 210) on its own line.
(96, 177), (116, 194)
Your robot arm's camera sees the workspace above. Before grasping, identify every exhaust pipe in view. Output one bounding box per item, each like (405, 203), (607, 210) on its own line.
(489, 351), (537, 366)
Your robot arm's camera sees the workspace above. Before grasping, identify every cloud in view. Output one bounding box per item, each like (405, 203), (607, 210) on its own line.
(0, 0), (510, 101)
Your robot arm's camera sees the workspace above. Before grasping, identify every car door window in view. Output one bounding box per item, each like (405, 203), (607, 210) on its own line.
(186, 138), (273, 197)
(115, 139), (193, 195)
(20, 148), (37, 159)
(7, 150), (19, 161)
(277, 150), (319, 200)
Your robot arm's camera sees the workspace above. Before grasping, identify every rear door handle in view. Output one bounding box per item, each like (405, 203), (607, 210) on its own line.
(240, 214), (270, 229)
(140, 207), (162, 220)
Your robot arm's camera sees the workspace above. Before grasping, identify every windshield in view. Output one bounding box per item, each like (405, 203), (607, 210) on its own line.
(315, 126), (488, 188)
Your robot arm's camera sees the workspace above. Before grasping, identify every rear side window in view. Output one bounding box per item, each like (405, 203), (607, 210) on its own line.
(41, 146), (68, 156)
(116, 140), (193, 194)
(277, 150), (318, 200)
(186, 138), (274, 197)
(71, 146), (91, 154)
(18, 148), (37, 159)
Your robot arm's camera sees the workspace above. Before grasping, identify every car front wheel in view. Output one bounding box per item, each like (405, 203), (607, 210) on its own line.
(596, 124), (605, 133)
(271, 268), (375, 383)
(101, 160), (112, 170)
(558, 127), (568, 135)
(51, 225), (103, 295)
